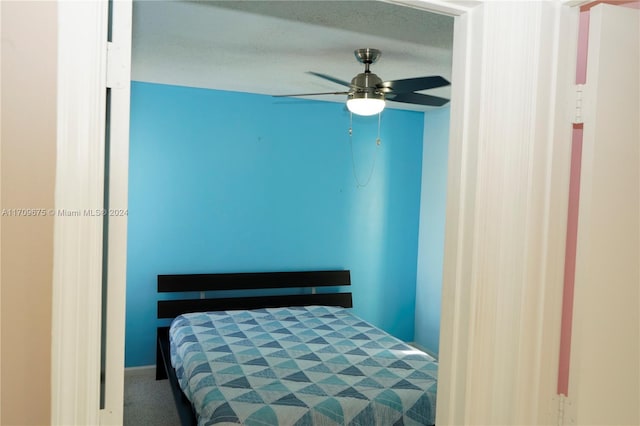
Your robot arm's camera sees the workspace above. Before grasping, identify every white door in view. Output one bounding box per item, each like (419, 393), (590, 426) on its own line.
(568, 4), (639, 425)
(52, 1), (131, 424)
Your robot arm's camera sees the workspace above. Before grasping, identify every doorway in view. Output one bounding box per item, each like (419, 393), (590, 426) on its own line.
(124, 0), (453, 422)
(53, 2), (589, 425)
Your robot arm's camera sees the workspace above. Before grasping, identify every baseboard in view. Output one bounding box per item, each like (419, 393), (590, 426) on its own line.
(125, 365), (156, 376)
(406, 342), (438, 360)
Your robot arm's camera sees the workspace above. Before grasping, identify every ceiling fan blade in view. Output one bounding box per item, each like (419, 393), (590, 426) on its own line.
(386, 92), (449, 107)
(307, 71), (352, 88)
(379, 76), (450, 93)
(273, 91), (349, 98)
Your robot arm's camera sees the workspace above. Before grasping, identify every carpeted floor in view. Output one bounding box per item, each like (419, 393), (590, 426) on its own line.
(124, 367), (181, 426)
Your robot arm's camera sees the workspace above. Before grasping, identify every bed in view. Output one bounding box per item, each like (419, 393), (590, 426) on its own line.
(156, 270), (438, 426)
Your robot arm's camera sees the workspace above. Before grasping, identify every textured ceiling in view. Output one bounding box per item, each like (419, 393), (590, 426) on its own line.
(132, 0), (454, 112)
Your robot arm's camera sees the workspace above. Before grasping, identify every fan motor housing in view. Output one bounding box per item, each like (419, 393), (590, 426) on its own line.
(350, 72), (384, 96)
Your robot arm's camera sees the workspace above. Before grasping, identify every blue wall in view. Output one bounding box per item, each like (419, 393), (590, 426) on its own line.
(126, 81), (425, 367)
(414, 107), (450, 356)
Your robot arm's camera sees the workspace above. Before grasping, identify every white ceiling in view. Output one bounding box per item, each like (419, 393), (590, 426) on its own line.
(131, 0), (455, 112)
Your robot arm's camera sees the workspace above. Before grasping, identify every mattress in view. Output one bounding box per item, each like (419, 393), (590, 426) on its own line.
(169, 306), (437, 426)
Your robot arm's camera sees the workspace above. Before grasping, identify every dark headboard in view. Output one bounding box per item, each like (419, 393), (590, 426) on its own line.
(157, 270), (352, 320)
(155, 269), (352, 423)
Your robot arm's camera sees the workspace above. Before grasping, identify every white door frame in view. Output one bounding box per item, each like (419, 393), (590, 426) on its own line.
(100, 0), (132, 424)
(52, 1), (579, 424)
(566, 5), (640, 424)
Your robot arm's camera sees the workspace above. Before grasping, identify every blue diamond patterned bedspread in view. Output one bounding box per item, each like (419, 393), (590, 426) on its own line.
(170, 306), (438, 426)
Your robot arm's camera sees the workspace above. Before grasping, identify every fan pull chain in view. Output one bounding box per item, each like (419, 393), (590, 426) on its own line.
(348, 112), (381, 188)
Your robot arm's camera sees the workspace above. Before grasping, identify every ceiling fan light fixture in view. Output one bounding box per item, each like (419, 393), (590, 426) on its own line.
(347, 92), (385, 116)
(275, 49), (450, 110)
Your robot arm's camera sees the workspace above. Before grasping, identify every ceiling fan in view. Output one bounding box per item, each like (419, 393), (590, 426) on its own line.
(276, 48), (450, 116)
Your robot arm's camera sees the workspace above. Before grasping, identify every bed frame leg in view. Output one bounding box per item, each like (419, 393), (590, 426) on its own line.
(156, 327), (168, 380)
